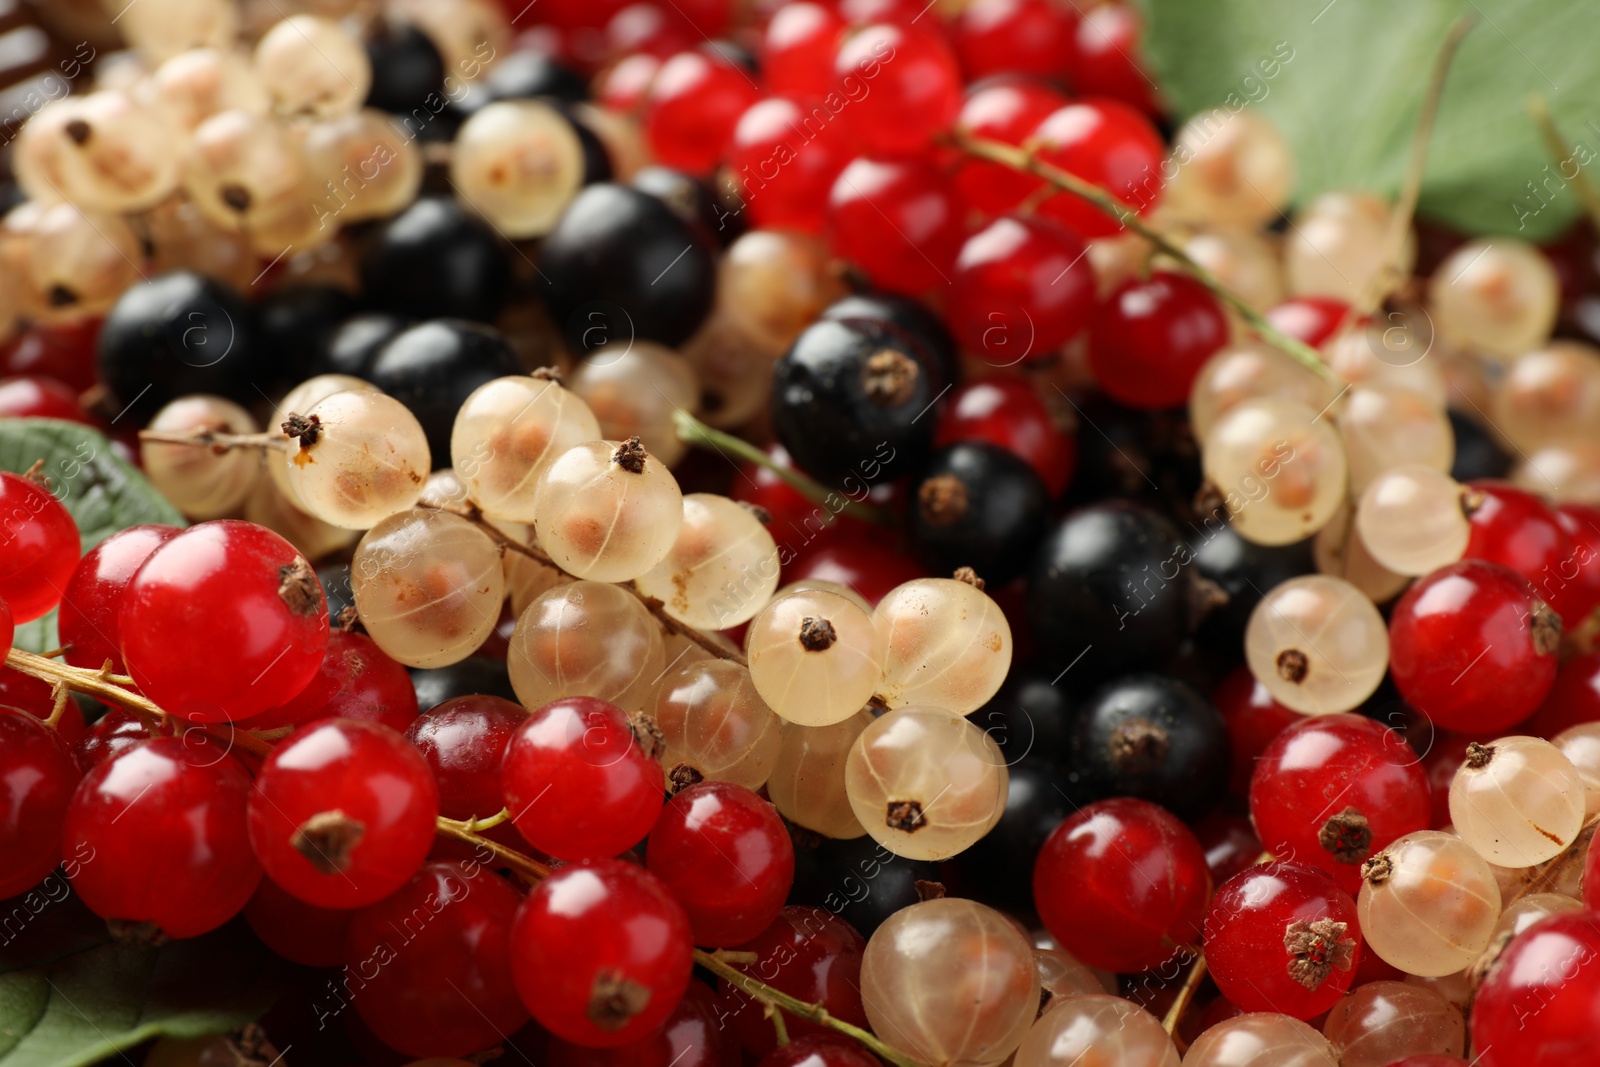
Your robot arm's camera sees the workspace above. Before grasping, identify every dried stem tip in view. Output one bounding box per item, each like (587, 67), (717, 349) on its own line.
(1318, 807), (1373, 864)
(952, 566), (984, 590)
(1276, 649), (1310, 684)
(291, 809), (366, 874)
(281, 411), (321, 448)
(63, 118), (91, 145)
(1465, 742), (1496, 770)
(278, 556), (321, 617)
(589, 970), (652, 1031)
(914, 879), (946, 902)
(886, 800), (925, 833)
(863, 348), (919, 406)
(613, 436), (648, 473)
(1283, 918), (1356, 990)
(798, 616), (837, 651)
(667, 763), (705, 794)
(1109, 719), (1169, 774)
(1530, 601), (1563, 656)
(531, 366), (564, 383)
(918, 474), (968, 526)
(1361, 851), (1394, 886)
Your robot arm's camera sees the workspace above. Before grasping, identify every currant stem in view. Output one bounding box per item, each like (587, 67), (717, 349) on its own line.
(434, 816), (552, 880)
(136, 428), (286, 451)
(945, 131), (1338, 385)
(1528, 94), (1600, 237)
(1160, 953), (1208, 1036)
(671, 410), (897, 527)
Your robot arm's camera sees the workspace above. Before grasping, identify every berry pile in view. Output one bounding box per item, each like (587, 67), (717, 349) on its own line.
(1, 3), (1599, 1067)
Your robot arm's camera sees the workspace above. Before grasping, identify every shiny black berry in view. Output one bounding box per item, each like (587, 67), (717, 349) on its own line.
(359, 197), (510, 322)
(313, 312), (409, 378)
(944, 759), (1071, 915)
(363, 20), (445, 116)
(972, 662), (1074, 769)
(789, 832), (941, 937)
(1449, 408), (1512, 482)
(1190, 523), (1314, 664)
(631, 166), (743, 247)
(481, 51), (589, 104)
(908, 442), (1049, 585)
(366, 320), (523, 462)
(257, 285), (357, 384)
(410, 656), (517, 708)
(820, 292), (960, 388)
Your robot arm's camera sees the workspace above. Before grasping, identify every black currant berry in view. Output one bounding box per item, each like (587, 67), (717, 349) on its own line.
(1069, 673), (1230, 821)
(313, 312), (409, 378)
(410, 657), (517, 708)
(630, 166), (742, 248)
(972, 662), (1073, 769)
(944, 759), (1071, 915)
(96, 271), (261, 423)
(482, 51), (589, 104)
(771, 318), (945, 487)
(363, 20), (445, 116)
(366, 320), (524, 463)
(788, 831), (941, 937)
(908, 442), (1049, 585)
(256, 285), (357, 384)
(359, 197), (510, 323)
(537, 184), (717, 353)
(820, 292), (960, 388)
(1026, 501), (1194, 687)
(1449, 408), (1512, 481)
(552, 104), (614, 186)
(1190, 523), (1314, 663)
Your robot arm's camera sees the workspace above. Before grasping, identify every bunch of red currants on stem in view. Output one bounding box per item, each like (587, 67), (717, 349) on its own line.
(2, 1), (1600, 1066)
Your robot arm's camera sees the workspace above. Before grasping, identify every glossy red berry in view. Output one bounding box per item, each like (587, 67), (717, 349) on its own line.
(1195, 813), (1265, 888)
(1389, 559), (1560, 734)
(834, 23), (961, 159)
(933, 375), (1074, 496)
(645, 50), (762, 174)
(502, 696), (665, 861)
(1067, 3), (1160, 115)
(119, 520), (329, 723)
(346, 860), (529, 1057)
(1249, 714), (1431, 895)
(1211, 666), (1300, 796)
(510, 858), (694, 1048)
(71, 707), (150, 773)
(646, 781), (794, 946)
(606, 4), (698, 59)
(1470, 912), (1600, 1067)
(951, 78), (1064, 217)
(952, 0), (1077, 82)
(1, 318), (102, 392)
(716, 906), (869, 1057)
(1203, 861), (1362, 1019)
(242, 630), (419, 732)
(730, 96), (854, 235)
(1463, 480), (1582, 620)
(0, 596), (11, 660)
(248, 718), (439, 909)
(1088, 271), (1229, 408)
(57, 524), (181, 675)
(1555, 502), (1600, 622)
(0, 706), (80, 899)
(0, 665), (61, 722)
(1528, 651), (1600, 737)
(1030, 98), (1165, 239)
(1421, 732), (1475, 829)
(0, 375), (95, 424)
(827, 157), (965, 294)
(783, 528), (928, 606)
(0, 471), (81, 623)
(1033, 797), (1211, 973)
(243, 875), (353, 967)
(1265, 297), (1354, 349)
(65, 738), (260, 938)
(762, 2), (845, 99)
(547, 981), (736, 1067)
(946, 215), (1096, 364)
(406, 694), (528, 821)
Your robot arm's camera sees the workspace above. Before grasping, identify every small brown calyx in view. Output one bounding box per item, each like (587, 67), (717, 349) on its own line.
(918, 474), (969, 526)
(291, 809), (366, 874)
(952, 566), (985, 590)
(1193, 479), (1228, 523)
(737, 500), (773, 526)
(913, 879), (946, 902)
(798, 615), (837, 651)
(1283, 917), (1356, 991)
(626, 713), (666, 762)
(1530, 599), (1563, 656)
(667, 763), (704, 794)
(862, 348), (919, 407)
(1109, 719), (1169, 775)
(613, 435), (648, 474)
(219, 182), (253, 213)
(1460, 486), (1486, 518)
(1318, 807), (1373, 864)
(281, 411), (321, 448)
(1361, 851), (1394, 886)
(277, 556), (321, 617)
(530, 365), (564, 383)
(1464, 741), (1496, 770)
(63, 118), (91, 145)
(886, 800), (925, 833)
(107, 918), (168, 946)
(1276, 648), (1310, 685)
(336, 605), (364, 633)
(1189, 575), (1230, 622)
(47, 284), (78, 308)
(588, 969), (652, 1031)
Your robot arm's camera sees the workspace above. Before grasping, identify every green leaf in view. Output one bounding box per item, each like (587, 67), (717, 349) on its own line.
(0, 418), (185, 653)
(1138, 0), (1596, 239)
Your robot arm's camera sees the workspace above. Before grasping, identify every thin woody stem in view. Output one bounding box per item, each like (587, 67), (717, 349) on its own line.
(138, 429), (285, 451)
(1161, 954), (1208, 1036)
(1528, 94), (1600, 237)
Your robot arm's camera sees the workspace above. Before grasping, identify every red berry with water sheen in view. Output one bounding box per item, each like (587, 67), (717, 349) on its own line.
(510, 858), (694, 1048)
(763, 2), (845, 98)
(946, 214), (1096, 364)
(647, 781), (794, 947)
(1266, 297), (1354, 349)
(406, 694), (528, 821)
(952, 0), (1077, 82)
(1389, 559), (1560, 734)
(242, 630), (419, 731)
(58, 524), (181, 674)
(1031, 98), (1165, 239)
(1089, 272), (1230, 408)
(1033, 797), (1211, 973)
(346, 860), (529, 1058)
(1203, 861), (1361, 1019)
(1068, 3), (1160, 115)
(0, 470), (80, 623)
(730, 96), (853, 234)
(1195, 813), (1264, 888)
(244, 875), (353, 967)
(0, 375), (95, 424)
(547, 981), (737, 1067)
(119, 520), (328, 723)
(502, 696), (665, 861)
(71, 708), (149, 773)
(1470, 912), (1600, 1067)
(645, 50), (761, 174)
(952, 78), (1064, 216)
(1249, 714), (1430, 895)
(65, 738), (260, 938)
(1212, 666), (1300, 796)
(0, 707), (80, 899)
(248, 718), (439, 909)
(933, 375), (1075, 496)
(1529, 651), (1600, 737)
(1462, 480), (1581, 618)
(717, 906), (869, 1057)
(827, 157), (965, 294)
(834, 23), (961, 159)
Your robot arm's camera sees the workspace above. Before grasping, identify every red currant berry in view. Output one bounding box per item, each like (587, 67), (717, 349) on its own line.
(346, 860), (529, 1057)
(65, 738), (260, 937)
(645, 50), (762, 174)
(249, 719), (439, 908)
(406, 694), (528, 821)
(0, 375), (95, 424)
(1211, 666), (1300, 797)
(1421, 731), (1480, 830)
(1389, 559), (1560, 734)
(716, 906), (869, 1057)
(1387, 1058), (1472, 1067)
(243, 875), (353, 967)
(1032, 797), (1211, 972)
(762, 2), (845, 99)
(606, 4), (699, 60)
(1088, 271), (1229, 408)
(0, 318), (102, 393)
(951, 78), (1064, 217)
(71, 707), (150, 773)
(836, 0), (925, 25)
(0, 596), (11, 659)
(502, 696), (665, 861)
(0, 706), (80, 899)
(1249, 714), (1431, 895)
(119, 520), (329, 723)
(1470, 912), (1600, 1067)
(758, 1035), (880, 1067)
(58, 524), (181, 675)
(1203, 861), (1362, 1019)
(1194, 813), (1264, 888)
(827, 157), (965, 294)
(1462, 481), (1582, 619)
(510, 858), (694, 1048)
(548, 981), (736, 1067)
(734, 443), (850, 547)
(646, 781), (794, 946)
(730, 97), (854, 235)
(833, 23), (961, 159)
(1265, 297), (1354, 349)
(933, 375), (1075, 496)
(598, 53), (662, 111)
(946, 215), (1095, 363)
(952, 0), (1077, 82)
(1067, 3), (1160, 116)
(0, 471), (80, 623)
(0, 664), (59, 719)
(1528, 651), (1600, 737)
(1030, 99), (1165, 240)
(784, 528), (928, 606)
(241, 630), (419, 732)
(1555, 502), (1600, 622)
